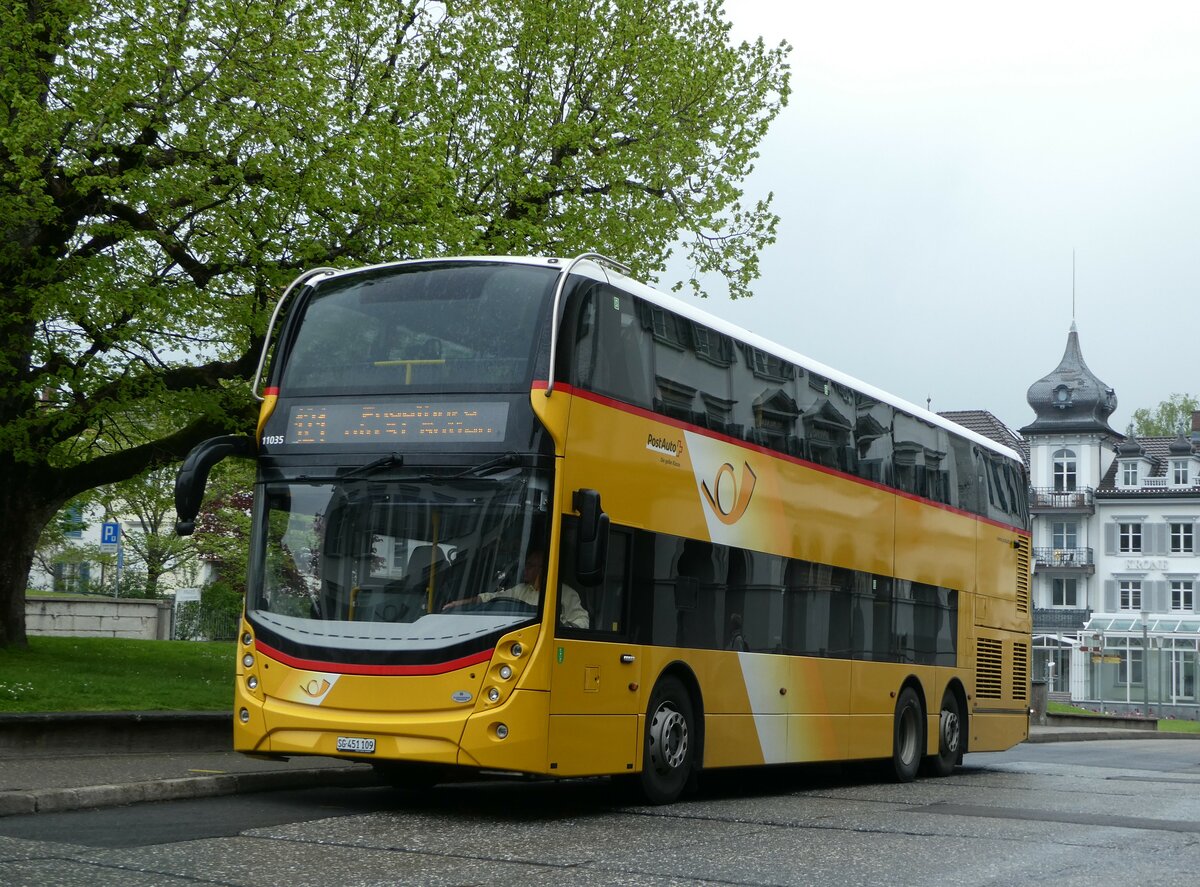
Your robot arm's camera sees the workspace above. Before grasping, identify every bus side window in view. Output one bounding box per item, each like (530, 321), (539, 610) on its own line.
(569, 286), (652, 409)
(592, 530), (630, 633)
(569, 286), (600, 390)
(559, 519), (630, 634)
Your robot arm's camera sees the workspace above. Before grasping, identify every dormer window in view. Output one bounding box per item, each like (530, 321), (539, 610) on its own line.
(1052, 384), (1072, 409)
(1121, 461), (1139, 487)
(1174, 460), (1191, 486)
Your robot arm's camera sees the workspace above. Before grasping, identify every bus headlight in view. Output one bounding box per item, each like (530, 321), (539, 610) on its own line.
(510, 642), (523, 657)
(495, 723), (509, 739)
(247, 675), (259, 691)
(243, 653), (255, 668)
(242, 632), (253, 646)
(239, 708), (250, 723)
(499, 665), (513, 681)
(487, 687), (501, 703)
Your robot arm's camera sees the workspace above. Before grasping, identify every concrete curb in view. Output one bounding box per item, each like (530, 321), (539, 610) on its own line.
(0, 764), (381, 818)
(1025, 729), (1200, 743)
(0, 711), (230, 754)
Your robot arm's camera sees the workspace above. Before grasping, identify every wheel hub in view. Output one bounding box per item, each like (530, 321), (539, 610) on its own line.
(648, 703), (688, 772)
(941, 709), (960, 755)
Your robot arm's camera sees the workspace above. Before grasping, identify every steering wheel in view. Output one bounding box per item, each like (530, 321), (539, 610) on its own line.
(473, 596), (537, 616)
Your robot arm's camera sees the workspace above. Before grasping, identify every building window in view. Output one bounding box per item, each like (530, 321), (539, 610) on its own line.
(1118, 647), (1144, 685)
(63, 504), (85, 540)
(645, 306), (689, 350)
(52, 561), (90, 593)
(1119, 579), (1142, 611)
(1051, 577), (1077, 607)
(1121, 462), (1139, 486)
(1171, 523), (1194, 554)
(691, 323), (733, 367)
(1171, 580), (1195, 612)
(1053, 449), (1077, 492)
(1174, 460), (1190, 486)
(742, 346), (793, 381)
(1118, 523), (1142, 553)
(1052, 521), (1077, 551)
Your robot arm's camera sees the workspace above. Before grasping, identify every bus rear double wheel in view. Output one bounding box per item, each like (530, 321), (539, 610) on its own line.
(893, 684), (964, 781)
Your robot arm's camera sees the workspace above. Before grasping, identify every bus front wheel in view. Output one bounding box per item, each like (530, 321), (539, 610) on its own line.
(639, 676), (695, 805)
(891, 686), (923, 783)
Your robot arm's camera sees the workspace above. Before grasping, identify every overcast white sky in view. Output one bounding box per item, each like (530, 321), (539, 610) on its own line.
(667, 0), (1200, 434)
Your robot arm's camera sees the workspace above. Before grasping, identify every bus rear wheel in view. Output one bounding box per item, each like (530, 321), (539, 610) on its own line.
(639, 676), (695, 805)
(923, 689), (962, 777)
(891, 686), (924, 783)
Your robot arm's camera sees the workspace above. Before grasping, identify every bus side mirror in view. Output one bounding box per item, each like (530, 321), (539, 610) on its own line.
(572, 488), (609, 587)
(175, 435), (254, 536)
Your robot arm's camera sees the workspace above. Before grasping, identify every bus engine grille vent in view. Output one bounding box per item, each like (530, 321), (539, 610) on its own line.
(1014, 537), (1031, 614)
(1012, 642), (1029, 700)
(976, 638), (1003, 699)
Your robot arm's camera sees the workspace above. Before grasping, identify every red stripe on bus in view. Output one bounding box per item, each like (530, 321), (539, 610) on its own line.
(263, 387), (280, 396)
(534, 380), (1029, 536)
(254, 641), (493, 676)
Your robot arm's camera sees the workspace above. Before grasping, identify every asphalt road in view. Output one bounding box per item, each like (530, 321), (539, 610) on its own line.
(2, 739), (1199, 886)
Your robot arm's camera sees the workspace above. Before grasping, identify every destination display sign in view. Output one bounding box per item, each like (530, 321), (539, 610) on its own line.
(283, 402), (509, 445)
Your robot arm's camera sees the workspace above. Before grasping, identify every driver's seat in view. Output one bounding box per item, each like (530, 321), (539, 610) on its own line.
(407, 545), (447, 594)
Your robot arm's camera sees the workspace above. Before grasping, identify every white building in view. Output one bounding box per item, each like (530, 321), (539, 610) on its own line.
(1021, 324), (1200, 716)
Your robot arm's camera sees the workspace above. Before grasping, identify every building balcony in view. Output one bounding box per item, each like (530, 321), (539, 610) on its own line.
(1033, 547), (1095, 575)
(1033, 607), (1092, 632)
(1029, 487), (1095, 514)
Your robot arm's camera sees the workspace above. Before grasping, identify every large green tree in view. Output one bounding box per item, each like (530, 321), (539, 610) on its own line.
(96, 467), (201, 598)
(1131, 393), (1199, 438)
(0, 0), (789, 646)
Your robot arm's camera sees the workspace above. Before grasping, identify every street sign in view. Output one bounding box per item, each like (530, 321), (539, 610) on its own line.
(100, 522), (121, 548)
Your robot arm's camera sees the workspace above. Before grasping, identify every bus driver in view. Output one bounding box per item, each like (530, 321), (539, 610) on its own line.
(442, 548), (589, 628)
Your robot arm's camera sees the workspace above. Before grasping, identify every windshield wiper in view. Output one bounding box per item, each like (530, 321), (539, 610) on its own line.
(339, 453), (403, 480)
(333, 451), (516, 485)
(448, 451), (520, 479)
(400, 452), (522, 485)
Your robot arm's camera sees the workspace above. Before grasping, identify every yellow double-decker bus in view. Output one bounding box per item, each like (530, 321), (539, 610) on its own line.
(176, 254), (1031, 804)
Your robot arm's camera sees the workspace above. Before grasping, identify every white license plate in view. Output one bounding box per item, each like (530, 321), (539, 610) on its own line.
(336, 736), (376, 754)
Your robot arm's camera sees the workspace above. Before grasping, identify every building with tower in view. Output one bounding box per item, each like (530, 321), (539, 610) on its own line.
(1020, 324), (1200, 716)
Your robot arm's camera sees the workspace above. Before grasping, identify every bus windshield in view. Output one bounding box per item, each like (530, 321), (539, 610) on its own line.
(250, 467), (553, 655)
(277, 262), (558, 395)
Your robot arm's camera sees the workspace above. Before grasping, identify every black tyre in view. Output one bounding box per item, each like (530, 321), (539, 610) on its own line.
(891, 686), (924, 783)
(639, 675), (696, 805)
(923, 689), (962, 777)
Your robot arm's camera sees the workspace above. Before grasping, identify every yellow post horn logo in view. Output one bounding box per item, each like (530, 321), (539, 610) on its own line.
(700, 461), (757, 525)
(301, 678), (332, 698)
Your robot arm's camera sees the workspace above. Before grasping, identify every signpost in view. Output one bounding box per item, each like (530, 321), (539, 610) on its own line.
(100, 521), (122, 596)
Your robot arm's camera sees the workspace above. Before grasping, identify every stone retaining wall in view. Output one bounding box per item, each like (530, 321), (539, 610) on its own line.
(0, 712), (230, 754)
(25, 596), (172, 640)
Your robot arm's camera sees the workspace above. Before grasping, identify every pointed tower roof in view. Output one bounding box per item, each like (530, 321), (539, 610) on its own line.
(1020, 322), (1119, 437)
(1117, 432), (1146, 457)
(1169, 432), (1195, 456)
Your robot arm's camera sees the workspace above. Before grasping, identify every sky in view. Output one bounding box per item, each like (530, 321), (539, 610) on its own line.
(666, 0), (1200, 434)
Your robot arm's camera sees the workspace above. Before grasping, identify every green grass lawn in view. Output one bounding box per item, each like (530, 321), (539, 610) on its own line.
(1157, 718), (1200, 734)
(0, 637), (235, 713)
(1047, 700), (1200, 733)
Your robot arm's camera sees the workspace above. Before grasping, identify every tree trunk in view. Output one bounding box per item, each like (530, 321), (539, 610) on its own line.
(0, 472), (59, 648)
(146, 565), (162, 599)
